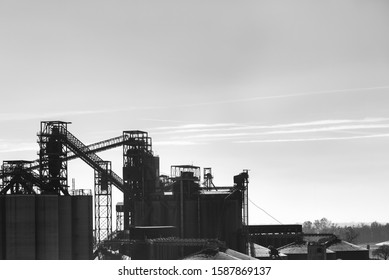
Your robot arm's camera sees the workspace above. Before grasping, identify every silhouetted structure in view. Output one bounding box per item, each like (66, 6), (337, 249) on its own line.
(117, 165), (249, 258)
(0, 121), (250, 259)
(0, 193), (93, 260)
(248, 224), (303, 248)
(278, 234), (369, 260)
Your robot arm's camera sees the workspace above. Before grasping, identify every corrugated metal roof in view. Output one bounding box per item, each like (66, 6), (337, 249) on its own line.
(328, 240), (368, 252)
(278, 238), (368, 255)
(278, 243), (334, 255)
(250, 243), (287, 258)
(184, 249), (257, 260)
(184, 251), (240, 260)
(279, 243), (307, 255)
(251, 243), (271, 258)
(376, 241), (389, 246)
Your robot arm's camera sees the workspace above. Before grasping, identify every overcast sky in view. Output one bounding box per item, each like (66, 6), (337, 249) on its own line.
(1, 0), (389, 225)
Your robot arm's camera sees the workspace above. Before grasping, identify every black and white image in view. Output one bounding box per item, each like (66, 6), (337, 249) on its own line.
(0, 0), (388, 262)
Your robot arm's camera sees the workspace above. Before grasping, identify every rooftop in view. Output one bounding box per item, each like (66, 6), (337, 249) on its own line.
(250, 243), (287, 259)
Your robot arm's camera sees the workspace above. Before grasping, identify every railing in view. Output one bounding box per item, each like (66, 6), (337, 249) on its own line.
(23, 136), (124, 171)
(61, 129), (124, 192)
(67, 135), (124, 160)
(69, 189), (92, 196)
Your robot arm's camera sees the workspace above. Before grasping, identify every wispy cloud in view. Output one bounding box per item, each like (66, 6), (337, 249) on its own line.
(236, 85), (389, 103)
(151, 118), (389, 135)
(246, 118), (389, 130)
(0, 109), (115, 122)
(261, 123), (389, 135)
(235, 133), (389, 143)
(114, 86), (389, 112)
(192, 86), (388, 108)
(151, 85), (389, 109)
(153, 140), (203, 146)
(138, 118), (188, 124)
(153, 123), (238, 131)
(150, 117), (389, 144)
(0, 142), (38, 153)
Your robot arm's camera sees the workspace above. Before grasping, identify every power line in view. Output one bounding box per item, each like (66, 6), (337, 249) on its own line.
(248, 198), (283, 225)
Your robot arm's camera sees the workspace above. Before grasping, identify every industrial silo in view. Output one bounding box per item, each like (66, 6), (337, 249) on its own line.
(58, 195), (72, 259)
(36, 195), (60, 259)
(71, 195), (93, 259)
(5, 195), (36, 259)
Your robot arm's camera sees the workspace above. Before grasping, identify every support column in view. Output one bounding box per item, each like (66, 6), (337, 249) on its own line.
(94, 161), (112, 243)
(38, 121), (70, 195)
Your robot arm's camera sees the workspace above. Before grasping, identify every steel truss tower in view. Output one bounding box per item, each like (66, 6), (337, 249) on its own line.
(122, 130), (154, 230)
(38, 121), (70, 195)
(94, 161), (112, 243)
(38, 121), (124, 243)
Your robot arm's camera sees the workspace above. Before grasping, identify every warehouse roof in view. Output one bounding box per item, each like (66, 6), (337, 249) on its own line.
(250, 243), (287, 259)
(327, 240), (368, 252)
(278, 243), (335, 255)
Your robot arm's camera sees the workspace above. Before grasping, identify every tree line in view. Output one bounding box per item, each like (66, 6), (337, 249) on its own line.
(302, 218), (389, 244)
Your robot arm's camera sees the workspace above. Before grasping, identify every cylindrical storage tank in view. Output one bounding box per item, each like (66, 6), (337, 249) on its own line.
(36, 195), (59, 259)
(5, 195), (36, 259)
(71, 195), (93, 259)
(0, 196), (5, 259)
(58, 196), (72, 259)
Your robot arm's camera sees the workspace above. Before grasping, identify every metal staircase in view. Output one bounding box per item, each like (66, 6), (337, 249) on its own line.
(23, 135), (126, 173)
(67, 135), (124, 161)
(43, 123), (125, 244)
(60, 129), (124, 191)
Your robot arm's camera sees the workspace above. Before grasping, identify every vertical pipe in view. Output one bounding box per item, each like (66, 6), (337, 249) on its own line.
(197, 195), (200, 238)
(179, 179), (184, 258)
(180, 180), (184, 238)
(123, 190), (130, 230)
(0, 196), (5, 259)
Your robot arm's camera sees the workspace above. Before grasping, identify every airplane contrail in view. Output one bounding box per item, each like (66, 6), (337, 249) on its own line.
(99, 85), (389, 113)
(227, 85), (389, 103)
(152, 85), (389, 108)
(235, 133), (389, 143)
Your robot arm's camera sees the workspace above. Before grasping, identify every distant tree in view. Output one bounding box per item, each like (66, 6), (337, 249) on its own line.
(302, 219), (389, 244)
(313, 217), (334, 233)
(303, 218), (336, 234)
(385, 224), (389, 241)
(372, 245), (389, 260)
(343, 226), (359, 243)
(371, 222), (385, 242)
(302, 221), (314, 233)
(357, 224), (372, 244)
